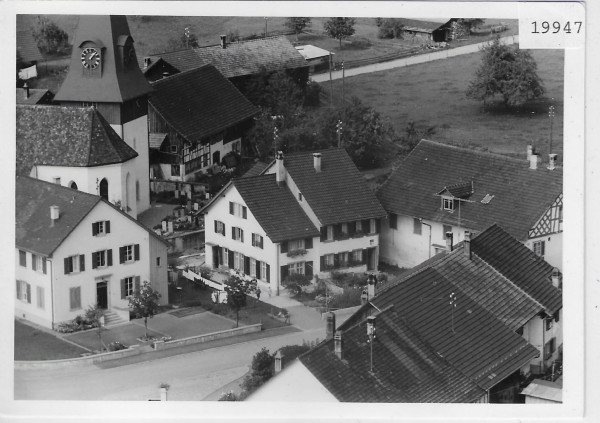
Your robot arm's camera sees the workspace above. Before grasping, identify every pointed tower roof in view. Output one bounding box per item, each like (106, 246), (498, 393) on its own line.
(55, 15), (152, 103)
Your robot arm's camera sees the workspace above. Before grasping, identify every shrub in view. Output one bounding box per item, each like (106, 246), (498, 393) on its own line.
(241, 348), (274, 395)
(377, 19), (405, 39)
(107, 341), (127, 352)
(329, 287), (363, 309)
(278, 344), (311, 367)
(282, 273), (312, 297)
(218, 391), (239, 401)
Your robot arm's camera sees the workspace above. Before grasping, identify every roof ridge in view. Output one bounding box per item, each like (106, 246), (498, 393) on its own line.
(194, 34), (290, 50)
(150, 63), (214, 87)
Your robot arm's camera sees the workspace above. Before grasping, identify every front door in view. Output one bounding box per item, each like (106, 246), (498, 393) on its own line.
(96, 281), (108, 309)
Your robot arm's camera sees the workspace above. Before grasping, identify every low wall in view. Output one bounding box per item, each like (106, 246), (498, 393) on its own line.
(153, 324), (262, 351)
(14, 344), (146, 370)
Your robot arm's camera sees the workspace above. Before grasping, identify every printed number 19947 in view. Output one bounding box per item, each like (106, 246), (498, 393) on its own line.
(531, 21), (582, 34)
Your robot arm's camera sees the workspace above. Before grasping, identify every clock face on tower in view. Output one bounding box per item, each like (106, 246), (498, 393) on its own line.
(81, 47), (101, 69)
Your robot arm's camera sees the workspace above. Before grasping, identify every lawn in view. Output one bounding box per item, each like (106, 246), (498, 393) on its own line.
(14, 319), (88, 360)
(323, 48), (564, 160)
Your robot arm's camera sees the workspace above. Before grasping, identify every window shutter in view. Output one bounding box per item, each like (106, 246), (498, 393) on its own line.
(256, 261), (261, 279)
(281, 241), (288, 253)
(229, 201), (234, 215)
(541, 242), (546, 256)
(363, 249), (368, 264)
(80, 255), (85, 271)
(26, 283), (31, 304)
(92, 222), (98, 236)
(240, 229), (244, 243)
(281, 265), (289, 281)
(333, 224), (340, 240)
(16, 280), (21, 299)
(107, 249), (113, 266)
(266, 264), (270, 283)
(320, 227), (327, 241)
(222, 223), (226, 236)
(320, 255), (325, 269)
(214, 220), (218, 233)
(64, 257), (70, 274)
(362, 220), (369, 232)
(19, 250), (26, 267)
(42, 258), (47, 274)
(134, 244), (140, 261)
(244, 256), (250, 274)
(376, 219), (381, 234)
(334, 254), (340, 268)
(260, 236), (264, 249)
(92, 252), (98, 269)
(119, 247), (125, 264)
(305, 237), (313, 249)
(242, 206), (247, 219)
(105, 221), (110, 234)
(348, 222), (355, 237)
(135, 276), (141, 293)
(306, 261), (313, 278)
(32, 254), (37, 271)
(228, 250), (234, 268)
(121, 279), (126, 299)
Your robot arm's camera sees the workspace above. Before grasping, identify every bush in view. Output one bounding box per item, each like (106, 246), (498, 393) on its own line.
(377, 19), (405, 39)
(241, 348), (274, 395)
(329, 287), (363, 309)
(218, 391), (239, 401)
(107, 341), (127, 352)
(56, 313), (98, 333)
(282, 273), (312, 297)
(278, 344), (311, 366)
(330, 271), (367, 288)
(32, 17), (70, 56)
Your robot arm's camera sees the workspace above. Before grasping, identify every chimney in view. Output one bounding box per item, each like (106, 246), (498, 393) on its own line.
(360, 289), (368, 305)
(334, 330), (343, 359)
(527, 144), (533, 161)
(313, 152), (322, 172)
(275, 151), (285, 186)
(274, 350), (283, 374)
(326, 312), (336, 340)
(548, 153), (558, 170)
(529, 153), (540, 170)
(445, 231), (454, 252)
(551, 268), (562, 289)
(367, 274), (378, 299)
(23, 83), (29, 99)
(50, 205), (60, 225)
(220, 35), (227, 49)
(464, 231), (472, 259)
(143, 57), (151, 69)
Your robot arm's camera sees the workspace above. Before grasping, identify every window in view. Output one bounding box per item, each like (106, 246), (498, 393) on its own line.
(323, 254), (334, 267)
(341, 223), (349, 236)
(16, 280), (31, 303)
(19, 250), (26, 267)
(232, 227), (244, 242)
(222, 248), (229, 267)
(544, 337), (556, 360)
(289, 239), (305, 252)
(298, 192), (303, 202)
(389, 213), (397, 229)
(252, 233), (264, 249)
(443, 197), (454, 211)
(123, 276), (135, 298)
(289, 261), (305, 275)
(92, 220), (111, 236)
(156, 257), (161, 266)
(352, 249), (363, 264)
(170, 145), (178, 154)
(355, 220), (363, 233)
(92, 250), (112, 269)
(32, 254), (46, 274)
(327, 225), (334, 241)
(232, 140), (241, 154)
(64, 255), (84, 274)
(249, 258), (257, 278)
(369, 219), (376, 234)
(443, 225), (452, 240)
(233, 252), (244, 271)
(69, 286), (81, 311)
(413, 218), (422, 235)
(215, 220), (226, 236)
(533, 240), (545, 258)
(36, 286), (45, 309)
(229, 202), (247, 219)
(545, 318), (553, 331)
(260, 261), (268, 282)
(339, 252), (349, 267)
(171, 165), (180, 176)
(119, 244), (140, 263)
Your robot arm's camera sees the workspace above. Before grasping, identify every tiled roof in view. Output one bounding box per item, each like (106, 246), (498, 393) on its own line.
(149, 133), (167, 149)
(233, 174), (319, 243)
(149, 65), (259, 143)
(16, 176), (168, 256)
(471, 224), (562, 315)
(144, 36), (308, 78)
(16, 105), (138, 176)
(371, 267), (540, 391)
(380, 224), (562, 330)
(300, 307), (485, 402)
(242, 161), (269, 178)
(377, 140), (563, 240)
(16, 176), (101, 256)
(281, 149), (387, 225)
(396, 18), (451, 33)
(15, 88), (53, 105)
(17, 29), (44, 63)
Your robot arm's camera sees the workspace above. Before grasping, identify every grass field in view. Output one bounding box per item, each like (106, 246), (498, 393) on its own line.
(324, 48), (564, 160)
(14, 319), (88, 360)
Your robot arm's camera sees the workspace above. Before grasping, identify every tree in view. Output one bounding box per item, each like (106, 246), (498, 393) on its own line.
(85, 304), (106, 351)
(459, 18), (485, 34)
(324, 17), (357, 49)
(224, 275), (250, 327)
(282, 273), (312, 297)
(166, 26), (199, 50)
(285, 17), (312, 42)
(466, 37), (544, 108)
(129, 280), (161, 339)
(241, 347), (275, 395)
(31, 16), (70, 56)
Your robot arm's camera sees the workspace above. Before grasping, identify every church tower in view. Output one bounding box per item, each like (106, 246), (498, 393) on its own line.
(55, 15), (152, 214)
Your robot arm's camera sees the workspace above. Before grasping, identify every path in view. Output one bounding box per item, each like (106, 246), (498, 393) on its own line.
(311, 34), (519, 82)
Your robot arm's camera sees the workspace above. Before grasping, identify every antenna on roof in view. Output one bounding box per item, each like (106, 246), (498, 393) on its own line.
(420, 291), (459, 333)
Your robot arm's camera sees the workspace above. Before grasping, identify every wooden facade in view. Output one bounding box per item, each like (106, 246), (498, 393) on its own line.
(528, 194), (563, 238)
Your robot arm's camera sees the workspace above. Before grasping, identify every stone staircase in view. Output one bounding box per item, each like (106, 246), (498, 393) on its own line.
(103, 310), (127, 327)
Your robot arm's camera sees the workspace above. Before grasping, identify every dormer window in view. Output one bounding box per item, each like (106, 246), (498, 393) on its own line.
(442, 197), (454, 211)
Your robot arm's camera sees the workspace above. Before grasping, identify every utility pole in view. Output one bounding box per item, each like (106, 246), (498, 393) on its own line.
(329, 53), (333, 109)
(264, 17), (268, 38)
(341, 61), (345, 107)
(548, 104), (555, 155)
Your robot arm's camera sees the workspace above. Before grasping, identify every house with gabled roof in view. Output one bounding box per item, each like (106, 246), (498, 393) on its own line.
(201, 149), (386, 293)
(15, 177), (168, 329)
(377, 140), (563, 269)
(16, 104), (141, 218)
(147, 64), (259, 185)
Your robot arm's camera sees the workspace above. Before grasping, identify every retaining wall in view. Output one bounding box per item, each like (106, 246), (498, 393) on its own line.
(153, 324), (262, 351)
(14, 344), (146, 369)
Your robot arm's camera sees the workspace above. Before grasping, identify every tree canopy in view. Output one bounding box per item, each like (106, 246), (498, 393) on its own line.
(129, 281), (161, 339)
(466, 37), (544, 108)
(31, 16), (70, 56)
(225, 275), (252, 327)
(324, 17), (357, 48)
(285, 17), (312, 41)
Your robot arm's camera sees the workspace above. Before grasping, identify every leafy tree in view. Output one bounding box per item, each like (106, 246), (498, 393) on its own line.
(278, 344), (311, 366)
(324, 17), (357, 49)
(166, 26), (199, 50)
(31, 16), (70, 56)
(466, 37), (544, 108)
(241, 347), (275, 395)
(85, 304), (106, 351)
(285, 17), (312, 42)
(377, 19), (405, 39)
(224, 275), (250, 327)
(282, 273), (312, 297)
(398, 121), (437, 155)
(459, 18), (485, 33)
(129, 280), (161, 339)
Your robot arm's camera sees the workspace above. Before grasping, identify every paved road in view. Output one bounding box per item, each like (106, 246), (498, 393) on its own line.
(15, 327), (324, 401)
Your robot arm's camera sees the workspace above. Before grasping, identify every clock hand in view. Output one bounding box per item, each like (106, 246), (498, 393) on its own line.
(90, 52), (97, 59)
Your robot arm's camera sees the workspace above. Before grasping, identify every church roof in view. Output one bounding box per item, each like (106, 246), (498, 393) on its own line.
(55, 15), (152, 103)
(16, 105), (138, 176)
